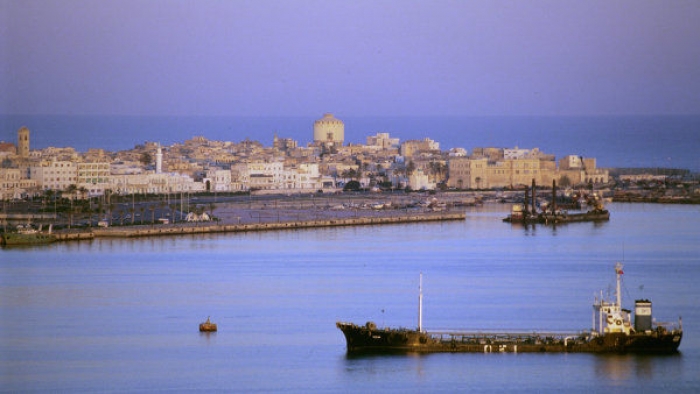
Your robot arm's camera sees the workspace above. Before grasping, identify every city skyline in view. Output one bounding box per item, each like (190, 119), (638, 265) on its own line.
(3, 1), (699, 118)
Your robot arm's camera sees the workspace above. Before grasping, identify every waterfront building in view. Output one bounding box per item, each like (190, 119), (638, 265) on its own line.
(0, 168), (22, 200)
(29, 160), (77, 192)
(290, 163), (331, 191)
(559, 155), (610, 185)
(77, 162), (111, 197)
(408, 168), (435, 191)
(619, 174), (667, 182)
(313, 113), (344, 146)
(447, 155), (555, 190)
(204, 169), (231, 192)
(231, 160), (285, 191)
(108, 172), (203, 195)
(447, 149), (607, 190)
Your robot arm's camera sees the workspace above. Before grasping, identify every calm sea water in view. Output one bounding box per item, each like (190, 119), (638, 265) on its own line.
(1, 202), (699, 392)
(1, 115), (699, 171)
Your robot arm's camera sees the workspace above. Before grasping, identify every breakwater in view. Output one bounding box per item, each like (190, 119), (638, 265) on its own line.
(62, 211), (465, 240)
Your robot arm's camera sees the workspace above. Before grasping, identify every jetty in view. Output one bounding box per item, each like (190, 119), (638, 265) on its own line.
(92, 211), (465, 238)
(3, 210), (465, 245)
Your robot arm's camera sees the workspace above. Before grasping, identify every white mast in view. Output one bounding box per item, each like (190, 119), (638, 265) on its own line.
(418, 273), (423, 332)
(615, 262), (623, 308)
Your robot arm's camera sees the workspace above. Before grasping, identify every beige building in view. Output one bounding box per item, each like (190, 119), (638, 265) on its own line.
(448, 152), (606, 190)
(447, 156), (555, 189)
(400, 138), (440, 157)
(558, 156), (609, 185)
(313, 113), (344, 146)
(0, 168), (22, 200)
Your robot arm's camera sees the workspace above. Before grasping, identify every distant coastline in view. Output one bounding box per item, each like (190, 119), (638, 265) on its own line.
(2, 114), (699, 171)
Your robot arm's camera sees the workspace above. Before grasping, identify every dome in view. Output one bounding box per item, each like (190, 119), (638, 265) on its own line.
(315, 113), (342, 124)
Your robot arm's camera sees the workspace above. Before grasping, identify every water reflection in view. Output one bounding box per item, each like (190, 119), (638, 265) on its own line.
(594, 353), (683, 383)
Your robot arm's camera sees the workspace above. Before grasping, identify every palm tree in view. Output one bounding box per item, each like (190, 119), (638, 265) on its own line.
(158, 199), (167, 222)
(208, 202), (216, 221)
(65, 184), (78, 200)
(108, 203), (116, 225)
(170, 204), (178, 223)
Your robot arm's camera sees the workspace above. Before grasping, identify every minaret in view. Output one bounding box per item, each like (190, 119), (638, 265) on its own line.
(156, 143), (163, 174)
(17, 126), (30, 159)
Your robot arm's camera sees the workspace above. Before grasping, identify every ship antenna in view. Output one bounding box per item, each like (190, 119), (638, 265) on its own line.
(418, 273), (423, 332)
(615, 262), (624, 308)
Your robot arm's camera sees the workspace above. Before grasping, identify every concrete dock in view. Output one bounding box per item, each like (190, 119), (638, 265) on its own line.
(52, 210), (465, 242)
(92, 211), (465, 238)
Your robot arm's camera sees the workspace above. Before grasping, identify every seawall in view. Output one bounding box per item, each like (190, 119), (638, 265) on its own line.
(73, 211), (466, 240)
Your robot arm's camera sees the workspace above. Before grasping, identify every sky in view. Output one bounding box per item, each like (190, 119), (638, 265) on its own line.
(1, 0), (699, 117)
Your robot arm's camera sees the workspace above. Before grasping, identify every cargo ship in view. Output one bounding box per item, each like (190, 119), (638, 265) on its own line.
(504, 179), (609, 224)
(336, 263), (682, 354)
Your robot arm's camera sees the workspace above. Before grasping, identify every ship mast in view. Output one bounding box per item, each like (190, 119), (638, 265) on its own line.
(418, 273), (423, 332)
(615, 262), (623, 308)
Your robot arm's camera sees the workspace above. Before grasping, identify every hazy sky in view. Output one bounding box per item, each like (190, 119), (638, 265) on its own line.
(2, 0), (699, 117)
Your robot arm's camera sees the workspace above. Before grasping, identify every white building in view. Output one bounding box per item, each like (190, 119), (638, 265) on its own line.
(204, 169), (232, 192)
(29, 160), (77, 191)
(232, 160), (285, 191)
(408, 168), (435, 191)
(109, 173), (203, 195)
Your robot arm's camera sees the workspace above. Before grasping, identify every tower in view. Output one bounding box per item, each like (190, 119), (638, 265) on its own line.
(313, 113), (344, 146)
(17, 126), (30, 158)
(156, 143), (163, 174)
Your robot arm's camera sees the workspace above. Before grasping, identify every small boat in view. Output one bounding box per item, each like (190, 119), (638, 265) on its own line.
(337, 263), (682, 354)
(1, 224), (57, 246)
(199, 316), (217, 332)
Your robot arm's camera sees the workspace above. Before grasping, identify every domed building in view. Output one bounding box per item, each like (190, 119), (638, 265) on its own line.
(313, 113), (344, 146)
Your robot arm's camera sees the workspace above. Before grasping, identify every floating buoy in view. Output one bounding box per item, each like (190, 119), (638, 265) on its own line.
(199, 316), (217, 332)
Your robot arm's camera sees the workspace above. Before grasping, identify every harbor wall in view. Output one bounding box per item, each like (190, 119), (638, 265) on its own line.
(68, 211), (466, 240)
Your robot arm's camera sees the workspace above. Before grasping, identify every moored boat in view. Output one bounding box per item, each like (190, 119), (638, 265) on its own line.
(504, 179), (610, 224)
(336, 263), (682, 354)
(1, 224), (57, 246)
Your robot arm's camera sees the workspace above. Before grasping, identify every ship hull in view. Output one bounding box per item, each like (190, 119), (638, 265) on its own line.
(504, 211), (610, 224)
(336, 322), (681, 355)
(1, 233), (57, 246)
